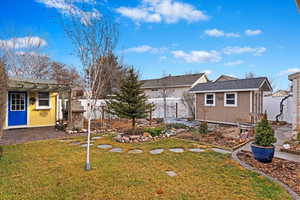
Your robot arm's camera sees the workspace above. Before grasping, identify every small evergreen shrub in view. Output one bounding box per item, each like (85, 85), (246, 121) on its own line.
(254, 115), (277, 146)
(144, 127), (165, 137)
(198, 122), (208, 134)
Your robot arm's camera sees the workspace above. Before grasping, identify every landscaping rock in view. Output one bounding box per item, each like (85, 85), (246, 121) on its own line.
(97, 144), (112, 149)
(150, 149), (164, 155)
(91, 136), (102, 140)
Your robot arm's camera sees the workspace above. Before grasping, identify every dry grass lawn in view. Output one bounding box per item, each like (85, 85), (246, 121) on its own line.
(0, 136), (291, 200)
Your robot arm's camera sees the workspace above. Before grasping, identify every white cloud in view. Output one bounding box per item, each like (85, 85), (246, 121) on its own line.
(245, 29), (262, 36)
(124, 45), (167, 54)
(204, 29), (240, 38)
(172, 50), (221, 63)
(279, 68), (300, 76)
(36, 0), (101, 25)
(223, 46), (266, 56)
(202, 70), (212, 75)
(224, 60), (244, 66)
(0, 37), (47, 49)
(116, 0), (209, 24)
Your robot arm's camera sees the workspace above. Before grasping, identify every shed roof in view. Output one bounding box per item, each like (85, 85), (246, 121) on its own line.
(8, 78), (70, 92)
(141, 73), (205, 89)
(190, 77), (272, 93)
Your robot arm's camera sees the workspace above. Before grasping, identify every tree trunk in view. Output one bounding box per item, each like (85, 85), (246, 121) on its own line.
(86, 115), (91, 170)
(132, 117), (136, 129)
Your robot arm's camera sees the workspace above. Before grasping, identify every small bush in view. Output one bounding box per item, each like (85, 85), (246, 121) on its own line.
(254, 115), (276, 146)
(198, 122), (208, 134)
(144, 127), (165, 137)
(297, 131), (300, 141)
(166, 123), (188, 129)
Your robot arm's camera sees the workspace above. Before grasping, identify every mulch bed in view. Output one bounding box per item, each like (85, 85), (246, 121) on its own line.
(281, 140), (300, 155)
(237, 150), (300, 195)
(176, 132), (249, 149)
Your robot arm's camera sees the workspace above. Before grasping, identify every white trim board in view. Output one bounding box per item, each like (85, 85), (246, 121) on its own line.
(190, 88), (259, 93)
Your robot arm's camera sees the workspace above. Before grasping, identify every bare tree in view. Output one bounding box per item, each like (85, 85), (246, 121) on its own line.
(63, 12), (118, 170)
(245, 72), (256, 79)
(158, 73), (174, 120)
(51, 61), (80, 86)
(181, 92), (195, 119)
(0, 59), (7, 140)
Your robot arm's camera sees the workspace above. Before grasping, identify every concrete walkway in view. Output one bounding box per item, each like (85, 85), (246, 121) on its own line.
(241, 125), (300, 163)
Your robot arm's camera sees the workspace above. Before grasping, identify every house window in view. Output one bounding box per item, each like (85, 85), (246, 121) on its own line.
(11, 93), (26, 111)
(204, 93), (215, 106)
(224, 92), (237, 107)
(37, 92), (50, 109)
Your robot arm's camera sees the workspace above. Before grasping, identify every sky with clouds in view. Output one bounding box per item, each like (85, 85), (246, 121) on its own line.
(0, 0), (300, 90)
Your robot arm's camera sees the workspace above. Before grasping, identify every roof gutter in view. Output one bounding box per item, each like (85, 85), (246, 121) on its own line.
(189, 88), (260, 93)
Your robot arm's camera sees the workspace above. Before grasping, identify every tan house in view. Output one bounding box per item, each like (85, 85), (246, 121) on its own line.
(190, 77), (272, 125)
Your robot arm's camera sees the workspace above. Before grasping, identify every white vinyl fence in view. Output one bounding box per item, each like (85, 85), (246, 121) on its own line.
(58, 98), (191, 120)
(263, 96), (294, 123)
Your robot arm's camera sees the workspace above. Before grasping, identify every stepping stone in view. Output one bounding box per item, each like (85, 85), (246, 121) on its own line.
(58, 139), (73, 142)
(169, 148), (184, 153)
(188, 148), (205, 153)
(97, 144), (112, 149)
(92, 136), (102, 140)
(81, 143), (94, 147)
(212, 148), (232, 154)
(150, 149), (164, 155)
(109, 148), (123, 153)
(166, 171), (177, 177)
(128, 149), (143, 154)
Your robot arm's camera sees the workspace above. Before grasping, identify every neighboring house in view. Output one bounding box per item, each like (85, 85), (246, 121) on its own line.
(190, 77), (272, 125)
(141, 73), (209, 118)
(265, 90), (290, 97)
(4, 78), (70, 129)
(214, 75), (239, 82)
(288, 72), (300, 130)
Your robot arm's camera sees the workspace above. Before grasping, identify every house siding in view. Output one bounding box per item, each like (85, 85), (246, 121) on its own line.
(195, 91), (251, 124)
(28, 92), (57, 127)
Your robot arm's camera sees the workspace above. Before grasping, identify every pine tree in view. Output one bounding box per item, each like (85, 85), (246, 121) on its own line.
(106, 67), (154, 129)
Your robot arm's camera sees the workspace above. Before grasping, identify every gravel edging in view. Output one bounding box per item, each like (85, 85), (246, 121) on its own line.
(232, 147), (300, 200)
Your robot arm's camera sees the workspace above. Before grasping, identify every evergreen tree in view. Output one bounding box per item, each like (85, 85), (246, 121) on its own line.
(106, 67), (154, 129)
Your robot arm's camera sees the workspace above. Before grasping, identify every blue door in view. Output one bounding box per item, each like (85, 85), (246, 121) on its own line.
(8, 92), (27, 126)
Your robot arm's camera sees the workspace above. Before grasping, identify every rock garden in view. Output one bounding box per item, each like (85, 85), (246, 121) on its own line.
(281, 131), (300, 155)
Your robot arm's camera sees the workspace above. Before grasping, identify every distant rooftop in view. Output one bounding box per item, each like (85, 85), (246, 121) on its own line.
(190, 77), (272, 93)
(141, 73), (205, 89)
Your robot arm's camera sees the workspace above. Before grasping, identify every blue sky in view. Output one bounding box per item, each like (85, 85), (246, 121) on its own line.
(0, 0), (300, 90)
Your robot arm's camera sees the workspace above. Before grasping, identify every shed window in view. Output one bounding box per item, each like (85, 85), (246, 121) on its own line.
(205, 93), (215, 106)
(224, 93), (237, 107)
(37, 92), (50, 108)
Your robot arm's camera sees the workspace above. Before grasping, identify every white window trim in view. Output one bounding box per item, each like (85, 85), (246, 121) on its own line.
(10, 93), (26, 111)
(224, 92), (238, 107)
(36, 92), (51, 110)
(204, 93), (215, 106)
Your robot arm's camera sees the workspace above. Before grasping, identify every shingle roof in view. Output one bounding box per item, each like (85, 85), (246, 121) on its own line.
(141, 73), (205, 89)
(190, 77), (271, 92)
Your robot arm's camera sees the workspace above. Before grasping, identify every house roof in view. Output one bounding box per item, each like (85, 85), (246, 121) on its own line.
(190, 77), (272, 93)
(8, 78), (70, 92)
(141, 73), (205, 89)
(288, 71), (300, 81)
(215, 75), (239, 82)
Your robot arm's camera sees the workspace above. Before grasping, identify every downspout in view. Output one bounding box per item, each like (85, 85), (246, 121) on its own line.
(275, 94), (292, 122)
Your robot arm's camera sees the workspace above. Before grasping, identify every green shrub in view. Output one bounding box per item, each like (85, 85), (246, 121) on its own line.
(297, 131), (300, 141)
(198, 122), (208, 134)
(144, 127), (165, 137)
(254, 116), (276, 146)
(166, 123), (188, 129)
